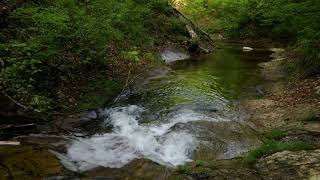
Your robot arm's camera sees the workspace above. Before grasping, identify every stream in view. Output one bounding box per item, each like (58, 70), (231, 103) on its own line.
(58, 44), (272, 174)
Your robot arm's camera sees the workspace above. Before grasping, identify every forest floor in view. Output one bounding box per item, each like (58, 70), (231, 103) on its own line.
(244, 48), (320, 131)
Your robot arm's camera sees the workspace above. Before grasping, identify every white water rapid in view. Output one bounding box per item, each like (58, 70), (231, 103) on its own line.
(66, 105), (223, 171)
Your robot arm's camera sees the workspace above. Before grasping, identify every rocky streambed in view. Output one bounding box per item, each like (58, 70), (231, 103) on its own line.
(1, 44), (319, 179)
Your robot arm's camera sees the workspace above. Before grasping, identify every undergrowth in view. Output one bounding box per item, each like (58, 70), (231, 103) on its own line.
(175, 0), (320, 77)
(0, 0), (188, 113)
(245, 129), (317, 164)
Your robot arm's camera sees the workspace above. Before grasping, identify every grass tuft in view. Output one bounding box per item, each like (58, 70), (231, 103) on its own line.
(245, 140), (317, 164)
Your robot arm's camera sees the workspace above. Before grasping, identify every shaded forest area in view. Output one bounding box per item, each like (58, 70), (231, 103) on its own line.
(1, 0), (319, 116)
(175, 0), (320, 77)
(0, 0), (190, 113)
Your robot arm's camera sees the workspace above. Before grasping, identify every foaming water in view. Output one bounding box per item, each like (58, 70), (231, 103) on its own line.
(67, 105), (219, 171)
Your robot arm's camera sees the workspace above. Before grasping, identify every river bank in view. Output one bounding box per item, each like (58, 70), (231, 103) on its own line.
(173, 47), (320, 179)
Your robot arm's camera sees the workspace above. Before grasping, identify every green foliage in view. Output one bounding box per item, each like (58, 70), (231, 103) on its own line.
(176, 165), (211, 177)
(263, 129), (286, 140)
(245, 140), (316, 164)
(30, 95), (53, 112)
(1, 0), (187, 112)
(175, 160), (217, 179)
(76, 79), (121, 111)
(245, 128), (317, 164)
(179, 0), (320, 77)
(122, 49), (141, 62)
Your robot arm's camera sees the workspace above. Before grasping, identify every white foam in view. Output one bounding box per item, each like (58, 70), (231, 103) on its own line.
(66, 105), (219, 171)
(161, 48), (190, 63)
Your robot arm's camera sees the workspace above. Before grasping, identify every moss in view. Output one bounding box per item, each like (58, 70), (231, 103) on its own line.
(0, 146), (61, 179)
(172, 96), (192, 104)
(194, 160), (206, 167)
(176, 160), (216, 178)
(245, 140), (317, 164)
(244, 128), (318, 164)
(263, 129), (287, 140)
(176, 165), (192, 174)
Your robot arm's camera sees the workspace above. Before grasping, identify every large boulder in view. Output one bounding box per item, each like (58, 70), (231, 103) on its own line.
(169, 120), (261, 160)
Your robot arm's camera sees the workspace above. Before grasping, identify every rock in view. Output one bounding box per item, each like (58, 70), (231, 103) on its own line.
(161, 48), (190, 63)
(315, 86), (320, 95)
(270, 48), (285, 53)
(258, 60), (285, 81)
(14, 134), (70, 153)
(84, 159), (172, 179)
(54, 110), (104, 136)
(0, 123), (37, 139)
(0, 146), (62, 179)
(169, 121), (261, 160)
(243, 47), (253, 51)
(256, 149), (320, 179)
(255, 85), (264, 97)
(270, 48), (285, 58)
(174, 149), (320, 180)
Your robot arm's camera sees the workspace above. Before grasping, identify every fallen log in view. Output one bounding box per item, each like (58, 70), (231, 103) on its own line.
(171, 7), (215, 47)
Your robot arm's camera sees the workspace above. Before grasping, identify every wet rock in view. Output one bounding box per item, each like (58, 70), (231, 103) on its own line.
(54, 110), (104, 135)
(84, 159), (172, 179)
(132, 66), (171, 92)
(161, 48), (190, 63)
(170, 121), (261, 160)
(175, 149), (320, 180)
(0, 146), (62, 179)
(14, 134), (70, 153)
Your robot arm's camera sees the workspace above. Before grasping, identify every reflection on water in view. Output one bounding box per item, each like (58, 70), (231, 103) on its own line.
(63, 47), (271, 171)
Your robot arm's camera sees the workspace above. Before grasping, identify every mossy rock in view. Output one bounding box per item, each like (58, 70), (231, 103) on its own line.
(0, 146), (62, 179)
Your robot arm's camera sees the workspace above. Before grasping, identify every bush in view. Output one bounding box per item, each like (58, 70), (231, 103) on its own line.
(179, 0), (320, 77)
(263, 129), (286, 140)
(0, 0), (187, 112)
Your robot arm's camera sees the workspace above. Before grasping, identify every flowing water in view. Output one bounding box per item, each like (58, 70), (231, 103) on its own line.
(64, 45), (271, 172)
